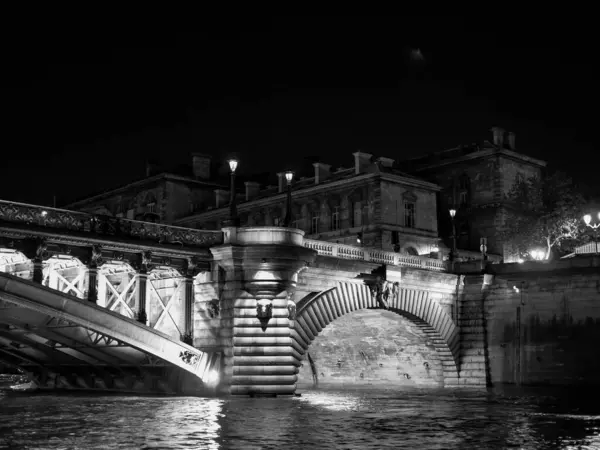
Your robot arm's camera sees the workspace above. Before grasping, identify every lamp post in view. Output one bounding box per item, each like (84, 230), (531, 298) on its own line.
(283, 171), (294, 227)
(226, 159), (239, 227)
(583, 213), (600, 254)
(449, 208), (457, 262)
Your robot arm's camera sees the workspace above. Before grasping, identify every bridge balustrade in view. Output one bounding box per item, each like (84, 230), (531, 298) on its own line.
(0, 199), (222, 247)
(303, 239), (446, 271)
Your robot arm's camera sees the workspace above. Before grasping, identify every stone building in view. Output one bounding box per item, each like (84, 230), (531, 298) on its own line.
(175, 152), (441, 255)
(64, 128), (545, 260)
(403, 127), (546, 260)
(65, 154), (224, 224)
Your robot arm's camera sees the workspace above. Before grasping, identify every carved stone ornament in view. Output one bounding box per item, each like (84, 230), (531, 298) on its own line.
(256, 299), (273, 331)
(287, 301), (297, 321)
(90, 245), (104, 268)
(185, 256), (201, 277)
(206, 299), (220, 319)
(34, 239), (47, 261)
(369, 276), (400, 309)
(137, 250), (154, 273)
(0, 199), (224, 248)
(179, 350), (200, 366)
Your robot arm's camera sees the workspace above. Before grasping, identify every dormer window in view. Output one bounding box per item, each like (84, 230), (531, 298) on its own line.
(147, 202), (156, 213)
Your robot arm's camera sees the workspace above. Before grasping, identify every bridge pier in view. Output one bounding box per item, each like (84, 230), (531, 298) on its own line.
(208, 227), (316, 396)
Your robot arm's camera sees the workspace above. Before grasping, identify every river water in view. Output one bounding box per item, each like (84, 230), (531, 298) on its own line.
(2, 382), (600, 449)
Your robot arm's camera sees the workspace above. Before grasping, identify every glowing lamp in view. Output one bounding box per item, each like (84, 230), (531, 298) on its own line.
(584, 214), (592, 225)
(41, 210), (48, 217)
(228, 159), (238, 173)
(285, 171), (294, 183)
(449, 209), (456, 218)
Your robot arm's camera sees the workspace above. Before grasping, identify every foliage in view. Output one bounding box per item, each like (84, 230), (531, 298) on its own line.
(498, 172), (587, 259)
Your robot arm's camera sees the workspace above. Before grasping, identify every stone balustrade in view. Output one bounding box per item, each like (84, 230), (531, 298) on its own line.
(303, 239), (446, 271)
(0, 200), (222, 248)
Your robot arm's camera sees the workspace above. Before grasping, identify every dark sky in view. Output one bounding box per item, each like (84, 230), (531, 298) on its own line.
(1, 16), (597, 206)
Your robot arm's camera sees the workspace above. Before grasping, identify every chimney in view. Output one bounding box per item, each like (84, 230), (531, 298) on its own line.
(245, 181), (260, 201)
(313, 162), (332, 184)
(192, 153), (212, 180)
(507, 132), (516, 150)
(214, 189), (229, 208)
(353, 151), (373, 174)
(277, 173), (285, 193)
(376, 157), (395, 168)
(491, 127), (505, 147)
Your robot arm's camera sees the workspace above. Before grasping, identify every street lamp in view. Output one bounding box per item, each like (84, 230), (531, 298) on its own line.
(583, 213), (600, 253)
(449, 208), (457, 262)
(226, 159), (239, 227)
(283, 171), (294, 227)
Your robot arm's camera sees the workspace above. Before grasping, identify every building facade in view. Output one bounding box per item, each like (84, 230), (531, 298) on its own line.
(403, 127), (546, 260)
(65, 154), (224, 224)
(176, 152), (441, 256)
(64, 128), (546, 261)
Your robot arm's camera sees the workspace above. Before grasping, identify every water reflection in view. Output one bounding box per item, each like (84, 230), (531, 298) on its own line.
(3, 386), (600, 448)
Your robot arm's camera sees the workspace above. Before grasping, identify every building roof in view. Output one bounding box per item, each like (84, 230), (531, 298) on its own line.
(403, 140), (547, 172)
(64, 172), (225, 208)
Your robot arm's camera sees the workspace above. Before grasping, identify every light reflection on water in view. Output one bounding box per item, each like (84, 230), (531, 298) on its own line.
(2, 386), (600, 449)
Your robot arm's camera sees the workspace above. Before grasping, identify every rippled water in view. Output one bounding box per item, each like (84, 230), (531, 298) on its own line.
(2, 383), (600, 449)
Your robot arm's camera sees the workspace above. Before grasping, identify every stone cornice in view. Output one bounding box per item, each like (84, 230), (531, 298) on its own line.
(176, 173), (381, 225)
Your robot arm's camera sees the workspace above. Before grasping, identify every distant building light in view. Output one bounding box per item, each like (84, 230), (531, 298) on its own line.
(517, 258), (524, 264)
(41, 210), (48, 217)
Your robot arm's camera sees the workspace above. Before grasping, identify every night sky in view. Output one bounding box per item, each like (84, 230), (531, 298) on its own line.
(1, 16), (597, 206)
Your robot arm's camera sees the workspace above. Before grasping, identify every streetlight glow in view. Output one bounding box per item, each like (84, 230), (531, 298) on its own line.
(228, 159), (238, 173)
(285, 171), (294, 183)
(584, 214), (592, 225)
(449, 209), (456, 218)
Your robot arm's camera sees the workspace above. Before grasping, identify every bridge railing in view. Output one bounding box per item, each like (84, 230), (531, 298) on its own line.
(0, 200), (223, 248)
(304, 239), (446, 271)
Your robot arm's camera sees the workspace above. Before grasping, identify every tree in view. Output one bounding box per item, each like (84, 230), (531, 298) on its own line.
(498, 172), (587, 260)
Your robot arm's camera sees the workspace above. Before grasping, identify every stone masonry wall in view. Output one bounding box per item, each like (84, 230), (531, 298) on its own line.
(476, 261), (600, 386)
(297, 309), (444, 389)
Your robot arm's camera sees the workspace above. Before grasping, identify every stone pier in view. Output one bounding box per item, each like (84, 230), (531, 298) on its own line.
(206, 227), (316, 396)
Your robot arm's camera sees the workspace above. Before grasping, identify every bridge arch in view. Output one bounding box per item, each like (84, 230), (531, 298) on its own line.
(291, 281), (460, 386)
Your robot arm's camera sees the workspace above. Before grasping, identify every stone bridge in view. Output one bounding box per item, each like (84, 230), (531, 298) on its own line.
(0, 199), (489, 396)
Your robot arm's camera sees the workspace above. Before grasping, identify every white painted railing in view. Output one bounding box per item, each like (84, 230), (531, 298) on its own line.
(304, 239), (446, 271)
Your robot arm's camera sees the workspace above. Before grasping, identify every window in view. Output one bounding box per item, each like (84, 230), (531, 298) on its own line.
(126, 209), (134, 219)
(352, 201), (362, 228)
(116, 212), (124, 218)
(404, 201), (416, 228)
(459, 191), (468, 205)
(273, 217), (281, 227)
(147, 202), (156, 213)
(311, 214), (319, 234)
(331, 207), (340, 231)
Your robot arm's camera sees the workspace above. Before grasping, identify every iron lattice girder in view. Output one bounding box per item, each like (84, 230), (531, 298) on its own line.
(0, 312), (132, 368)
(0, 272), (214, 381)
